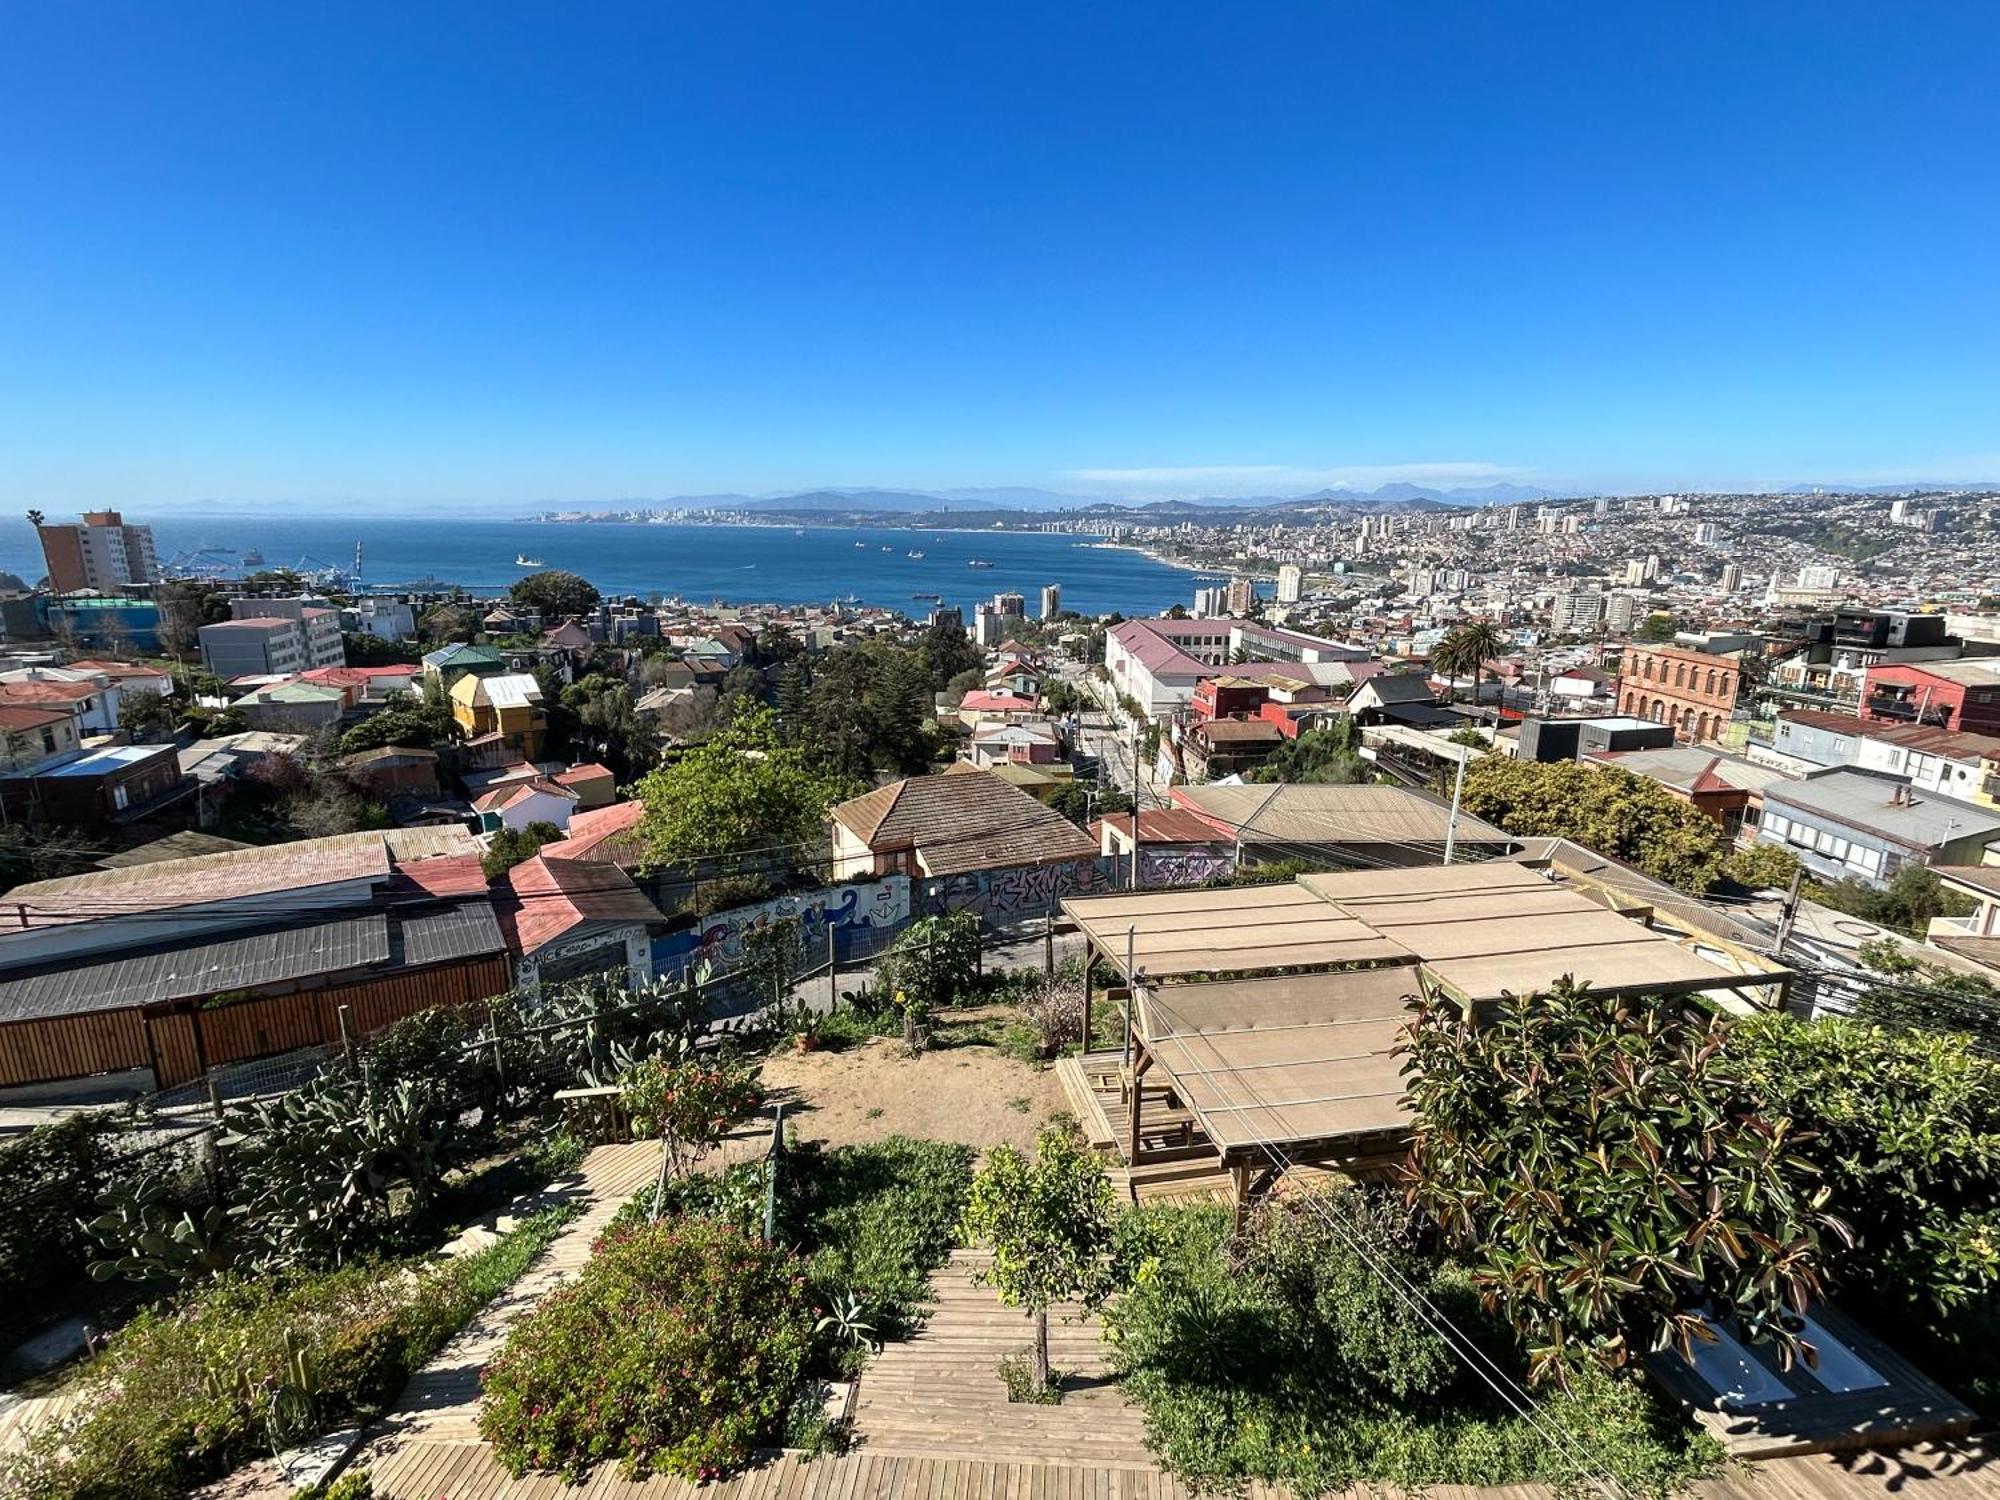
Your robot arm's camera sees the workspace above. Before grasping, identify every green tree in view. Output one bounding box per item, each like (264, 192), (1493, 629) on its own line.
(961, 1123), (1120, 1394)
(419, 604), (475, 643)
(1848, 938), (2000, 1048)
(1403, 975), (1847, 1385)
(634, 706), (857, 873)
(1247, 718), (1370, 785)
(916, 617), (981, 689)
(338, 692), (455, 754)
(1046, 781), (1130, 829)
(1457, 756), (1732, 892)
(1632, 612), (1678, 643)
(481, 820), (564, 879)
(341, 632), (419, 667)
(117, 689), (178, 742)
(560, 673), (659, 779)
(1731, 1010), (2000, 1315)
(1430, 620), (1505, 707)
(508, 569), (601, 619)
(1808, 865), (1975, 938)
(1719, 841), (1800, 893)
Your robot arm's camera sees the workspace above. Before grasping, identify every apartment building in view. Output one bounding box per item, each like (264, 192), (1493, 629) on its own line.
(199, 610), (344, 679)
(229, 596), (345, 667)
(33, 510), (159, 593)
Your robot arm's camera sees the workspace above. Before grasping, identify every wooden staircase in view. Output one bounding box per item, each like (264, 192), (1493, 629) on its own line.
(851, 1250), (1158, 1468)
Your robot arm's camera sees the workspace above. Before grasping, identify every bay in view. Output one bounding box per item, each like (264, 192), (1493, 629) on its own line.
(0, 515), (1224, 619)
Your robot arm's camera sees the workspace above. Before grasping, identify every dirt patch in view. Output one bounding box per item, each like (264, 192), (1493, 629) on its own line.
(758, 1027), (1064, 1156)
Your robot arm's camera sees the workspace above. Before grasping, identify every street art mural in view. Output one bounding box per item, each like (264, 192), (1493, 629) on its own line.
(652, 875), (910, 974)
(1140, 849), (1236, 887)
(928, 857), (1117, 919)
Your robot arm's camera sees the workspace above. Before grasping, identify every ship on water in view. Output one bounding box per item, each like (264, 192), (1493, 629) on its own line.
(516, 554), (547, 567)
(967, 559), (994, 569)
(906, 549), (925, 559)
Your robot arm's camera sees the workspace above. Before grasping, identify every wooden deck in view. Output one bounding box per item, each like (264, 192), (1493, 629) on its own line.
(852, 1248), (1153, 1467)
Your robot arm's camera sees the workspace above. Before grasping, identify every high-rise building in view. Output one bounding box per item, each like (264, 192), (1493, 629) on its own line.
(992, 591), (1026, 619)
(1719, 562), (1743, 593)
(34, 510), (159, 594)
(1797, 563), (1839, 592)
(1602, 591), (1640, 633)
(1226, 576), (1254, 615)
(1192, 585), (1227, 618)
(1506, 505), (1523, 531)
(1275, 564), (1303, 604)
(1551, 589), (1604, 634)
(1693, 522), (1719, 545)
(1621, 559), (1648, 587)
(1038, 583), (1062, 620)
(973, 603), (1004, 647)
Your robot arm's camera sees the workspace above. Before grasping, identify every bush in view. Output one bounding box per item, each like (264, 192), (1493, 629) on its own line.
(479, 1217), (815, 1482)
(784, 1136), (974, 1339)
(1105, 1194), (1717, 1495)
(0, 1115), (120, 1337)
(876, 913), (983, 1018)
(1015, 972), (1085, 1058)
(1, 1209), (573, 1500)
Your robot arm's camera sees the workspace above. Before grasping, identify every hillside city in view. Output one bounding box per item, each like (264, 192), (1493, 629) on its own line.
(2, 492), (1999, 1499)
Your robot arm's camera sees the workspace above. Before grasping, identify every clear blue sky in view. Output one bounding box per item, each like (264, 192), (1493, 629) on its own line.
(3, 2), (1997, 509)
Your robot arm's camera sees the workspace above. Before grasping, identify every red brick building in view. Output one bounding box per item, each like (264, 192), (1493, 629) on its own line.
(1617, 645), (1741, 743)
(1862, 660), (2000, 736)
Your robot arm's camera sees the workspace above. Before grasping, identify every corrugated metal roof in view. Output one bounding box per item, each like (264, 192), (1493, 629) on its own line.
(401, 900), (508, 967)
(0, 913), (391, 1023)
(1172, 783), (1509, 848)
(481, 674), (543, 709)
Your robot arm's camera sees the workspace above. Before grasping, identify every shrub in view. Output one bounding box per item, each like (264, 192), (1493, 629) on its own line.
(479, 1217), (815, 1482)
(1104, 1195), (1717, 1495)
(877, 913), (983, 1016)
(1014, 972), (1085, 1057)
(0, 1115), (120, 1335)
(1402, 975), (1845, 1384)
(784, 1137), (974, 1339)
(618, 1056), (762, 1177)
(1, 1209), (573, 1500)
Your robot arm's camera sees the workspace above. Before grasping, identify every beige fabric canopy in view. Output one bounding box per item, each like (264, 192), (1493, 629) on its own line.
(1297, 862), (1771, 1001)
(1062, 886), (1417, 979)
(1137, 968), (1419, 1158)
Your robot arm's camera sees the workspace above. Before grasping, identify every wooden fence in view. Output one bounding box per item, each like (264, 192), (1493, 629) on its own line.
(0, 955), (515, 1091)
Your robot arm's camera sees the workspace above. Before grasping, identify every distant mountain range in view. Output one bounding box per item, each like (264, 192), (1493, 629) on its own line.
(693, 481), (1580, 514)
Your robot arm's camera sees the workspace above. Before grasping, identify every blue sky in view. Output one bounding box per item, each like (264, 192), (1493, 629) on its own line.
(2, 2), (1997, 509)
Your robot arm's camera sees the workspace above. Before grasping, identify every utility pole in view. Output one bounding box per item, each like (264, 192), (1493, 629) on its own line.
(1442, 749), (1469, 865)
(1774, 864), (1804, 957)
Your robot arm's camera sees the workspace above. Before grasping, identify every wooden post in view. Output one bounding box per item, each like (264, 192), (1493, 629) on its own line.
(1231, 1161), (1252, 1234)
(1127, 1047), (1151, 1164)
(337, 1004), (356, 1065)
(826, 925), (839, 1010)
(1043, 900), (1055, 979)
(487, 1000), (507, 1086)
(205, 1076), (224, 1124)
(1082, 951), (1095, 1054)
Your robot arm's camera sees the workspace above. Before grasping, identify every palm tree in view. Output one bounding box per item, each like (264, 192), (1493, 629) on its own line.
(24, 509), (43, 529)
(1434, 621), (1507, 711)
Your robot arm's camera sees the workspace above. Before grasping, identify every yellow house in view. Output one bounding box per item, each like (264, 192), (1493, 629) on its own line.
(450, 671), (547, 759)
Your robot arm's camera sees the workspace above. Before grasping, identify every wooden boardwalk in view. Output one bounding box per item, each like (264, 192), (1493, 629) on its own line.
(851, 1249), (1153, 1466)
(360, 1138), (2000, 1500)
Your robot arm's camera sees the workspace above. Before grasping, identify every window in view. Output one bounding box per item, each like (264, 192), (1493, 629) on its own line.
(112, 784), (129, 811)
(1764, 812), (1787, 837)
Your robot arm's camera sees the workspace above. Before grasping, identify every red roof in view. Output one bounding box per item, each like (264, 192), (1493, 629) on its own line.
(1091, 809), (1228, 846)
(555, 762), (614, 786)
(301, 664), (418, 688)
(392, 853), (490, 899)
(959, 690), (1039, 713)
(0, 705), (75, 731)
(0, 681), (99, 706)
(501, 854), (664, 954)
(472, 777), (577, 814)
(542, 799), (647, 864)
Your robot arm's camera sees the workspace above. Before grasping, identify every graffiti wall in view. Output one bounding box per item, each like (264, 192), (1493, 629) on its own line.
(652, 875), (910, 975)
(1140, 848), (1236, 887)
(929, 857), (1118, 920)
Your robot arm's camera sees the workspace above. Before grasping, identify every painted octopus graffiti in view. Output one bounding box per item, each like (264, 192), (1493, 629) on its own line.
(652, 875), (911, 974)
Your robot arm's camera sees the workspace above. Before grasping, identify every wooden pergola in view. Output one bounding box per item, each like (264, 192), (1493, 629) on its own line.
(1059, 864), (1794, 1219)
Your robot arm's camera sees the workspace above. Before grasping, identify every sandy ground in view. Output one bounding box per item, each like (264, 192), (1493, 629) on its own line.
(757, 1021), (1066, 1157)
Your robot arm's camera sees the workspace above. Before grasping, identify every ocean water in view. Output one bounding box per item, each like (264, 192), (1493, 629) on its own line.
(0, 515), (1225, 619)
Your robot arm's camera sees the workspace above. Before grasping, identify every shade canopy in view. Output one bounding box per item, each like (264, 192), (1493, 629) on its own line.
(1137, 968), (1420, 1161)
(1062, 885), (1417, 980)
